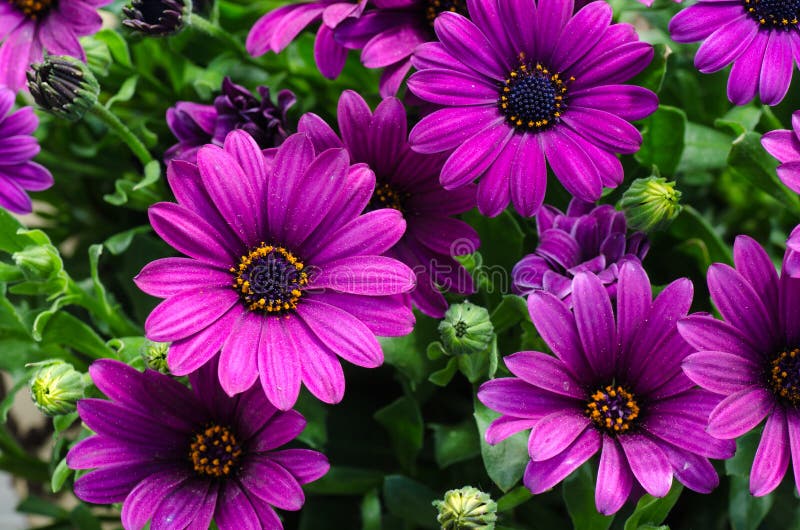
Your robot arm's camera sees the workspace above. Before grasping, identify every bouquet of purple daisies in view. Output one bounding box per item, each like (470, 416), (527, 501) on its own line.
(3, 0), (800, 528)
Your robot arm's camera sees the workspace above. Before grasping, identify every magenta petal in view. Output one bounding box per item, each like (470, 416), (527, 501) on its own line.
(617, 261), (651, 364)
(777, 162), (800, 194)
(168, 307), (241, 376)
(734, 235), (779, 319)
(434, 12), (506, 80)
(478, 378), (575, 419)
(219, 313), (261, 396)
(786, 409), (800, 495)
(595, 435), (634, 515)
(311, 255), (415, 295)
(440, 124), (514, 190)
(572, 272), (616, 380)
(523, 428), (600, 494)
(295, 318), (346, 404)
(222, 130), (269, 221)
(728, 31), (768, 105)
(678, 314), (761, 359)
(120, 469), (190, 530)
(694, 15), (757, 73)
(241, 456), (305, 511)
(504, 351), (584, 398)
(619, 434), (672, 497)
(297, 298), (383, 368)
(759, 31), (793, 106)
(707, 387), (775, 439)
(145, 287), (238, 342)
(409, 106), (504, 155)
(510, 134), (546, 216)
(149, 202), (237, 266)
(762, 130), (800, 163)
(268, 448), (330, 485)
(68, 436), (153, 469)
(268, 134), (316, 242)
(541, 127), (602, 202)
(258, 316), (302, 411)
(682, 351), (760, 394)
(250, 409), (306, 452)
(750, 407), (790, 496)
(527, 291), (593, 380)
(297, 112), (343, 153)
(486, 416), (537, 444)
(215, 482), (260, 530)
(406, 68), (500, 106)
(151, 480), (213, 530)
(73, 461), (166, 505)
(660, 442), (719, 494)
(528, 410), (590, 461)
(134, 257), (230, 298)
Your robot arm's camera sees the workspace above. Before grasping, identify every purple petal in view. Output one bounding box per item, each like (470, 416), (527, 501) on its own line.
(240, 455), (305, 511)
(120, 469), (191, 530)
(660, 442), (719, 494)
(258, 317), (302, 411)
(149, 202), (237, 266)
(168, 307), (241, 376)
(617, 261), (651, 367)
(295, 315), (346, 404)
(297, 113), (343, 153)
(728, 32), (768, 105)
(540, 128), (602, 202)
(694, 15), (757, 73)
(407, 68), (499, 106)
(68, 436), (153, 469)
(315, 24), (347, 79)
(313, 291), (414, 338)
(151, 480), (213, 530)
(786, 409), (800, 495)
(476, 134), (516, 217)
(73, 461), (166, 504)
(759, 31), (793, 105)
(528, 291), (593, 381)
(682, 351), (760, 394)
(762, 130), (800, 163)
(268, 449), (330, 485)
(572, 272), (617, 381)
(511, 134), (546, 216)
(595, 435), (634, 515)
(529, 410), (590, 461)
(550, 1), (612, 72)
(145, 287), (239, 342)
(669, 2), (741, 42)
(478, 378), (576, 419)
(268, 134), (316, 242)
(409, 106), (505, 155)
(750, 407), (790, 496)
(215, 482), (260, 530)
(569, 85), (658, 122)
(250, 409), (306, 453)
(678, 314), (762, 360)
(504, 351), (584, 398)
(434, 12), (506, 80)
(486, 416), (537, 444)
(311, 256), (415, 295)
(523, 428), (600, 494)
(134, 258), (230, 298)
(439, 124), (514, 190)
(707, 387), (775, 439)
(619, 434), (672, 497)
(562, 107), (642, 154)
(219, 313), (261, 396)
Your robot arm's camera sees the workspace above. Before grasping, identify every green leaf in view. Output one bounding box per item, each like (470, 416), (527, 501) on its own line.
(725, 430), (761, 477)
(382, 475), (438, 529)
(0, 208), (25, 253)
(677, 122), (732, 174)
(104, 226), (152, 255)
(623, 482), (683, 530)
(105, 75), (139, 109)
(304, 467), (384, 495)
(69, 503), (101, 530)
(134, 160), (163, 191)
(474, 400), (529, 492)
(629, 43), (669, 93)
(53, 412), (79, 434)
(94, 29), (132, 68)
(564, 464), (614, 530)
(497, 486), (533, 512)
(40, 312), (115, 359)
(374, 396), (423, 471)
(490, 294), (530, 334)
(428, 356), (458, 387)
(361, 489), (382, 530)
(729, 475), (773, 530)
(294, 390), (328, 450)
(727, 131), (800, 213)
(50, 457), (71, 493)
(715, 105), (762, 136)
(17, 495), (69, 518)
(429, 420), (480, 469)
(636, 106), (687, 176)
(0, 377), (26, 422)
(669, 205), (733, 270)
(380, 314), (438, 388)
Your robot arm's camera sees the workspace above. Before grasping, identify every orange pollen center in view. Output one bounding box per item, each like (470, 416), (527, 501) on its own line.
(585, 384), (641, 434)
(9, 0), (53, 18)
(768, 348), (800, 405)
(189, 424), (242, 478)
(230, 243), (308, 314)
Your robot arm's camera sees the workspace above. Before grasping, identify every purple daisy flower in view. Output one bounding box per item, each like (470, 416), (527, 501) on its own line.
(135, 130), (416, 410)
(669, 0), (800, 105)
(166, 77), (295, 163)
(68, 358), (329, 529)
(246, 0), (367, 80)
(762, 110), (800, 194)
(333, 0), (470, 97)
(405, 0), (657, 217)
(512, 199), (649, 304)
(0, 0), (111, 90)
(0, 88), (53, 213)
(679, 235), (800, 496)
(478, 261), (734, 514)
(297, 90), (478, 318)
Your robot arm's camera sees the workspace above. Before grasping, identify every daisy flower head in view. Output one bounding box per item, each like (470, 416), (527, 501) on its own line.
(407, 0), (658, 218)
(135, 130), (416, 410)
(670, 0), (800, 105)
(0, 0), (111, 90)
(512, 199), (649, 304)
(68, 358), (329, 530)
(0, 87), (53, 213)
(679, 235), (800, 496)
(297, 90), (478, 318)
(478, 261), (733, 514)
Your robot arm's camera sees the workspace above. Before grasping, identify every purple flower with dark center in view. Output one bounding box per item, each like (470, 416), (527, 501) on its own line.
(762, 110), (800, 194)
(0, 0), (111, 90)
(166, 77), (295, 163)
(0, 88), (53, 213)
(669, 0), (800, 105)
(334, 0), (471, 97)
(297, 90), (478, 318)
(68, 358), (329, 530)
(478, 261), (733, 514)
(405, 0), (657, 218)
(679, 235), (800, 496)
(246, 0), (367, 80)
(512, 199), (648, 304)
(135, 130), (416, 410)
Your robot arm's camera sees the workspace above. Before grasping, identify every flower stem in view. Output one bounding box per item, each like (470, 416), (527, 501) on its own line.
(90, 103), (154, 167)
(189, 14), (260, 66)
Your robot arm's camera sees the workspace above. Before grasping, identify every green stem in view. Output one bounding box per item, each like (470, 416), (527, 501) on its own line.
(90, 103), (153, 167)
(66, 279), (142, 338)
(189, 14), (261, 67)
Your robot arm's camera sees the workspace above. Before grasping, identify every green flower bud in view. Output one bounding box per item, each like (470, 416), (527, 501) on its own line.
(12, 244), (61, 279)
(619, 176), (682, 233)
(28, 361), (86, 416)
(438, 301), (494, 356)
(141, 340), (170, 373)
(433, 486), (497, 530)
(26, 56), (100, 122)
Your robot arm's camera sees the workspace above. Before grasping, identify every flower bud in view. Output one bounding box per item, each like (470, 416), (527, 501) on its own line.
(29, 361), (86, 416)
(141, 340), (170, 373)
(438, 301), (494, 356)
(433, 486), (497, 530)
(619, 176), (682, 233)
(27, 56), (99, 122)
(122, 0), (191, 36)
(12, 244), (61, 279)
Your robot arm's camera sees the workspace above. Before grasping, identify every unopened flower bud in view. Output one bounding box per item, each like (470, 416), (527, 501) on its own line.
(141, 340), (170, 373)
(12, 244), (61, 279)
(439, 301), (494, 356)
(433, 486), (497, 530)
(29, 361), (86, 416)
(27, 56), (99, 122)
(122, 0), (191, 36)
(619, 176), (682, 232)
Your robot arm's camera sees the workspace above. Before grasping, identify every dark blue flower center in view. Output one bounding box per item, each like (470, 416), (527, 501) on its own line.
(426, 0), (469, 24)
(189, 424), (243, 478)
(768, 348), (800, 405)
(744, 0), (800, 29)
(369, 182), (406, 212)
(585, 385), (641, 434)
(9, 0), (54, 18)
(230, 244), (308, 314)
(500, 60), (571, 132)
